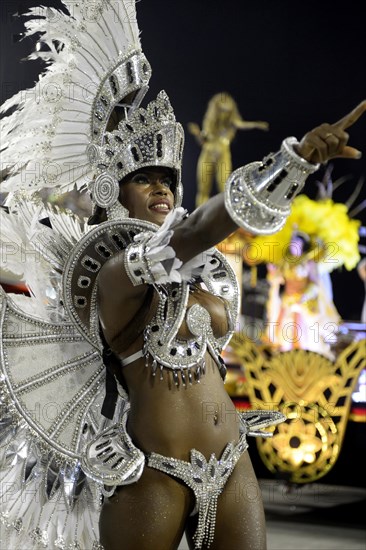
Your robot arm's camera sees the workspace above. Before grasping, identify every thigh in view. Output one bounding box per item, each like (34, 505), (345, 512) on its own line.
(99, 464), (195, 550)
(185, 451), (267, 550)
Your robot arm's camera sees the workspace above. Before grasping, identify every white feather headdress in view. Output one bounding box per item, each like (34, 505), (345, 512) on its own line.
(0, 0), (151, 197)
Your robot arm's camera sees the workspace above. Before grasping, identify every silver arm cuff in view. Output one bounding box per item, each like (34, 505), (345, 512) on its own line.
(124, 238), (152, 286)
(224, 137), (320, 235)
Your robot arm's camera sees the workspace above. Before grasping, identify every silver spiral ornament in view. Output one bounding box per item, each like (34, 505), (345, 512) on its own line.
(93, 173), (120, 208)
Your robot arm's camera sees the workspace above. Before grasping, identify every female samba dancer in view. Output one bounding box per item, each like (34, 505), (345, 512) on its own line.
(96, 101), (366, 550)
(0, 2), (365, 549)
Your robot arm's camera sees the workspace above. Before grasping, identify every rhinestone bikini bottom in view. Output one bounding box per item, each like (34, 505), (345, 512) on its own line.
(147, 432), (248, 549)
(147, 410), (285, 549)
(83, 409), (285, 549)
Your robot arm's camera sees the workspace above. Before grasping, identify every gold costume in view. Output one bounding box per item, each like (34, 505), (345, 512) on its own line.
(189, 92), (268, 206)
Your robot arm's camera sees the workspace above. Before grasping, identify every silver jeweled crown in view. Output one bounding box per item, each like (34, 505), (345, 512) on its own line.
(88, 90), (185, 210)
(90, 50), (152, 146)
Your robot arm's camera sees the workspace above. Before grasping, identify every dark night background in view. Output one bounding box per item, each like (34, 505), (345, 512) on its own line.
(1, 0), (366, 320)
(1, 0), (365, 496)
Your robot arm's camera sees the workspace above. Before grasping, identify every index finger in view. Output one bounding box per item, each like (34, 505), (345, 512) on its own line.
(334, 100), (366, 130)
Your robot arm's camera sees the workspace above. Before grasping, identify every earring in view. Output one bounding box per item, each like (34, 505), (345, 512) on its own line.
(106, 202), (129, 220)
(92, 172), (129, 220)
(93, 173), (119, 208)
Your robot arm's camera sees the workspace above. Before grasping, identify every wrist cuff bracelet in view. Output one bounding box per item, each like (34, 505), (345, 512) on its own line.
(224, 137), (320, 235)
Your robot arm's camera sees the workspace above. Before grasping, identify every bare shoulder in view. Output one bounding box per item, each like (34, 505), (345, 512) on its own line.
(97, 250), (148, 345)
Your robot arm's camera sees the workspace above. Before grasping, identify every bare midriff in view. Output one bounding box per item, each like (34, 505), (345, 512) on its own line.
(118, 288), (240, 462)
(122, 352), (239, 461)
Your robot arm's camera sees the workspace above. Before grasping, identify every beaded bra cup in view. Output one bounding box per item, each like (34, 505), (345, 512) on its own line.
(63, 217), (240, 386)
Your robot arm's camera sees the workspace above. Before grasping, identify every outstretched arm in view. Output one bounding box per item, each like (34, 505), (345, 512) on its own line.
(99, 101), (366, 341)
(187, 122), (205, 146)
(172, 100), (366, 261)
(234, 118), (269, 131)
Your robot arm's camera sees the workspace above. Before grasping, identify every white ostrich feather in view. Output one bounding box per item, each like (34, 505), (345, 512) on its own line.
(0, 199), (89, 320)
(1, 0), (142, 195)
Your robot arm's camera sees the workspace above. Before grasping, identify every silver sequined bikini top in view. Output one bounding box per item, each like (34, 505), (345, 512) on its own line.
(63, 218), (240, 385)
(141, 274), (237, 385)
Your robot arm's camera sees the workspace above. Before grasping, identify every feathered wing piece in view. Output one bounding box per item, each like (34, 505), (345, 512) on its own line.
(0, 201), (124, 548)
(0, 2), (149, 547)
(1, 0), (151, 196)
(0, 200), (86, 319)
